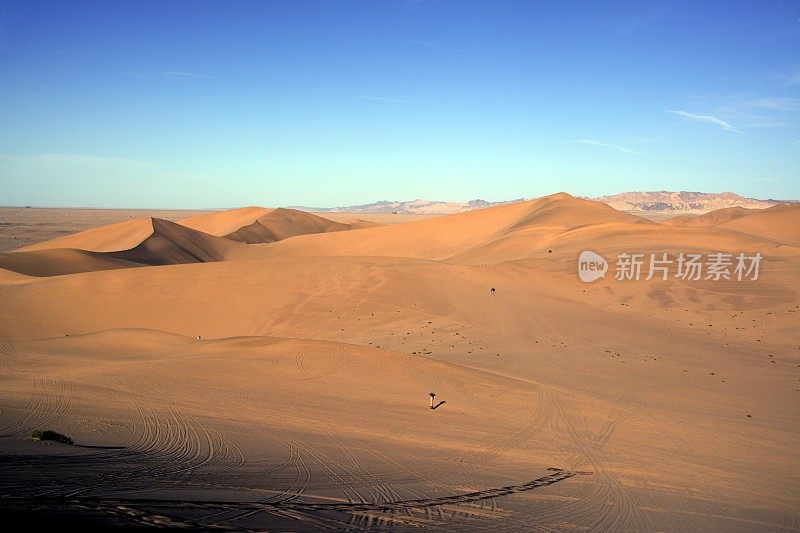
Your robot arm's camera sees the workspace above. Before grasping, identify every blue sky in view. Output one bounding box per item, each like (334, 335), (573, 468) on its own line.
(1, 0), (798, 208)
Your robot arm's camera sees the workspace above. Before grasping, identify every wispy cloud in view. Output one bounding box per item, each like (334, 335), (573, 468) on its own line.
(711, 95), (799, 129)
(353, 95), (417, 104)
(576, 139), (640, 154)
(667, 110), (743, 134)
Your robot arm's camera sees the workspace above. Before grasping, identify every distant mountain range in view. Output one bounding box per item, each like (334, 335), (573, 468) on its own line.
(291, 198), (525, 215)
(292, 191), (783, 215)
(592, 191), (778, 212)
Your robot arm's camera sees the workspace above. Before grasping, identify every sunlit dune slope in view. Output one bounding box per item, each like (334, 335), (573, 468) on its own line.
(16, 206), (379, 254)
(257, 193), (797, 264)
(661, 203), (799, 244)
(3, 194), (798, 277)
(177, 206), (273, 236)
(662, 206), (761, 227)
(0, 218), (260, 276)
(12, 207), (271, 254)
(254, 193), (646, 262)
(224, 208), (370, 244)
(107, 217), (257, 265)
(0, 192), (798, 529)
(717, 204), (800, 245)
(16, 217), (156, 253)
(1, 208), (377, 276)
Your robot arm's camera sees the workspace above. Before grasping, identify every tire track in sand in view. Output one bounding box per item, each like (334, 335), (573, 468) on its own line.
(0, 378), (73, 438)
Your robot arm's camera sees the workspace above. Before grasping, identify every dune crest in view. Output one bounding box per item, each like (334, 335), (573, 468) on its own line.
(718, 204), (800, 244)
(224, 208), (370, 244)
(0, 208), (384, 276)
(0, 191), (798, 530)
(16, 217), (156, 253)
(0, 217), (259, 277)
(662, 206), (760, 227)
(108, 217), (243, 265)
(177, 206), (274, 236)
(2, 195), (798, 279)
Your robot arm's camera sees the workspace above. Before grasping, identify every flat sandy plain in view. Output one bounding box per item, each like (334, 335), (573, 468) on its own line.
(0, 195), (798, 531)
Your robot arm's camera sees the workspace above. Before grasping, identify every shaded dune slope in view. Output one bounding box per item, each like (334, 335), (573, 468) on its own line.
(17, 217), (156, 253)
(1, 208), (380, 277)
(0, 248), (142, 277)
(0, 218), (259, 276)
(108, 218), (245, 265)
(224, 208), (361, 244)
(3, 195), (797, 278)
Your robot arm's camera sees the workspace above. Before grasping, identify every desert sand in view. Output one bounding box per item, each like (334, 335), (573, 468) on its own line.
(0, 193), (798, 530)
(0, 206), (429, 254)
(0, 207), (213, 253)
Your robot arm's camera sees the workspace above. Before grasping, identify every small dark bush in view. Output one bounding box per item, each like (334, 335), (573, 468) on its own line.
(31, 430), (74, 445)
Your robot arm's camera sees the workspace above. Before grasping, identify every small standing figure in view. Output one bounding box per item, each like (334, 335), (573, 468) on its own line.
(429, 392), (436, 409)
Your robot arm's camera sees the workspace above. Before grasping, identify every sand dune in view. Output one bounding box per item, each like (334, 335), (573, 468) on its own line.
(0, 218), (262, 276)
(346, 218), (384, 229)
(661, 203), (800, 243)
(662, 206), (760, 227)
(14, 206), (273, 253)
(257, 193), (794, 265)
(2, 194), (797, 279)
(1, 192), (798, 530)
(16, 217), (156, 253)
(107, 217), (249, 265)
(0, 194), (614, 275)
(0, 248), (142, 277)
(178, 205), (273, 235)
(255, 193), (644, 262)
(0, 207), (216, 253)
(716, 204), (800, 245)
(224, 207), (373, 244)
(7, 207), (380, 277)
